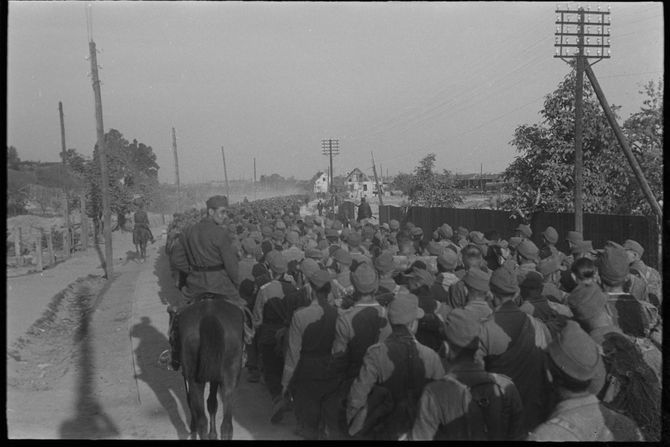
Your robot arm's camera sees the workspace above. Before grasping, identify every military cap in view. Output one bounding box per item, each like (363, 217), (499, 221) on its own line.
(389, 219), (400, 231)
(332, 247), (353, 266)
(305, 247), (324, 260)
(517, 239), (540, 261)
(426, 241), (444, 256)
(406, 222), (416, 231)
(596, 245), (629, 285)
(332, 220), (343, 231)
(567, 284), (607, 322)
(469, 231), (488, 246)
(537, 256), (566, 276)
(272, 229), (285, 242)
(516, 223), (532, 239)
(313, 216), (323, 226)
(373, 252), (395, 274)
(206, 195), (228, 210)
(490, 266), (519, 296)
(261, 225), (273, 238)
(520, 271), (544, 290)
(260, 239), (274, 255)
(464, 267), (491, 292)
(410, 227), (424, 238)
(457, 226), (469, 237)
(387, 292), (424, 325)
(570, 240), (596, 256)
(309, 269), (332, 289)
(252, 263), (269, 279)
(299, 258), (321, 281)
(381, 223), (391, 231)
(275, 220), (287, 230)
(285, 230), (300, 246)
(623, 239), (644, 257)
(547, 320), (603, 381)
(438, 223), (453, 239)
(249, 230), (262, 243)
(508, 236), (523, 249)
(444, 309), (481, 348)
(241, 237), (257, 255)
(267, 251), (288, 274)
(437, 249), (459, 271)
(350, 262), (379, 294)
(542, 226), (559, 245)
(340, 227), (351, 239)
(317, 239), (328, 250)
(566, 231), (584, 244)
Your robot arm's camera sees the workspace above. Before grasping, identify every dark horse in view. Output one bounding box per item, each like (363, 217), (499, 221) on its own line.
(178, 297), (245, 440)
(133, 225), (152, 262)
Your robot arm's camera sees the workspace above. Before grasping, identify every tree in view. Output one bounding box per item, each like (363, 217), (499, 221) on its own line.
(7, 169), (35, 215)
(392, 153), (463, 207)
(501, 70), (640, 217)
(85, 129), (160, 230)
(7, 145), (21, 170)
(621, 79), (663, 215)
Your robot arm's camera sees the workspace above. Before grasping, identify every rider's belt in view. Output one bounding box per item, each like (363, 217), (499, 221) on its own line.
(190, 264), (226, 272)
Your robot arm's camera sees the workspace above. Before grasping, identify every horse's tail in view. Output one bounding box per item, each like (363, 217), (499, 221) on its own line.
(196, 315), (225, 383)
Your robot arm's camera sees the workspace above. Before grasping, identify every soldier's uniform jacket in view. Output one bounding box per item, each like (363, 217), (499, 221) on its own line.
(238, 256), (256, 284)
(346, 331), (445, 436)
(282, 298), (339, 389)
(463, 299), (493, 322)
(630, 259), (662, 307)
(133, 210), (150, 227)
(478, 300), (553, 433)
(283, 245), (305, 264)
(331, 302), (391, 381)
(252, 278), (302, 345)
(527, 394), (643, 441)
(515, 262), (538, 285)
(410, 361), (523, 440)
(170, 216), (240, 300)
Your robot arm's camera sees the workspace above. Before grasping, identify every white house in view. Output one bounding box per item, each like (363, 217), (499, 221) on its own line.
(313, 171), (329, 194)
(345, 168), (375, 200)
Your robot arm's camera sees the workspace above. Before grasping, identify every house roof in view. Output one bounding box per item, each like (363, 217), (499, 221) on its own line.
(345, 167), (371, 182)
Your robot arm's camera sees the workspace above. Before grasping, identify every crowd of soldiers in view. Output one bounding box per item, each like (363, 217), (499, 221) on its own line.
(164, 193), (662, 441)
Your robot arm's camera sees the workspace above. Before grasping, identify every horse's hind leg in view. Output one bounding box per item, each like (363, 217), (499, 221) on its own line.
(207, 382), (219, 440)
(220, 352), (242, 440)
(187, 379), (208, 439)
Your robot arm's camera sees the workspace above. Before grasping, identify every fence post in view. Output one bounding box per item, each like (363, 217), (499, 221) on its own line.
(46, 229), (55, 266)
(14, 227), (23, 267)
(63, 194), (71, 259)
(35, 233), (43, 271)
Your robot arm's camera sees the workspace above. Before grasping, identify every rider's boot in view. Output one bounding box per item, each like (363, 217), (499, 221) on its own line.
(166, 305), (181, 371)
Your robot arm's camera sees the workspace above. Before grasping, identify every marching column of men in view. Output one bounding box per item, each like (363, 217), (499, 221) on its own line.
(166, 194), (662, 441)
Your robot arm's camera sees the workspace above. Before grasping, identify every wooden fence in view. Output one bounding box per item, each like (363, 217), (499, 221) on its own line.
(378, 205), (660, 269)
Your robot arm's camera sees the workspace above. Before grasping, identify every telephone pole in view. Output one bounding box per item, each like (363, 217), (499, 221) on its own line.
(321, 139), (339, 211)
(253, 157), (257, 201)
(89, 39), (113, 278)
(555, 4), (611, 233)
(221, 146), (230, 198)
(58, 101), (71, 258)
(172, 127), (180, 212)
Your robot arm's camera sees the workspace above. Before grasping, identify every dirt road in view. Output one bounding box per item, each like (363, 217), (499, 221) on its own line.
(7, 233), (299, 440)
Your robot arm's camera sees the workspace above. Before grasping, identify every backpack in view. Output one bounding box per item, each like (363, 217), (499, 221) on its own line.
(449, 371), (506, 440)
(598, 331), (661, 442)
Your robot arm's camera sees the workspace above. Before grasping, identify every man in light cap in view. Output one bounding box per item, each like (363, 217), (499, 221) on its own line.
(374, 251), (406, 306)
(411, 309), (524, 440)
(321, 262), (391, 439)
(346, 292), (444, 440)
(479, 267), (553, 433)
(447, 244), (488, 310)
(528, 321), (643, 441)
(624, 239), (661, 308)
(328, 247), (355, 307)
(462, 267), (494, 322)
(596, 245), (660, 342)
(252, 250), (308, 422)
(514, 223), (532, 240)
(281, 269), (339, 439)
(515, 239), (540, 284)
(166, 194), (250, 371)
(539, 226), (563, 261)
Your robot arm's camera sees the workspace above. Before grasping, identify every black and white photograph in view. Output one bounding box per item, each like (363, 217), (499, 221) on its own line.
(6, 1), (663, 440)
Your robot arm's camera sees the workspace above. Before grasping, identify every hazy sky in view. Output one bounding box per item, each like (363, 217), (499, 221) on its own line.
(7, 1), (664, 184)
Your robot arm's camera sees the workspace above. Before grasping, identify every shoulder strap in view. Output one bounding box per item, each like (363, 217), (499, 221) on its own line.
(179, 230), (196, 272)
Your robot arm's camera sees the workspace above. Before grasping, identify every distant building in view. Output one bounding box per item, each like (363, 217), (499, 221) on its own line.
(453, 173), (505, 191)
(314, 171), (329, 194)
(345, 167), (375, 200)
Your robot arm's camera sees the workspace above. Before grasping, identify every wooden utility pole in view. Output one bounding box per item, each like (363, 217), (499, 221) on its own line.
(371, 151), (384, 206)
(221, 146), (230, 198)
(89, 39), (113, 277)
(80, 191), (88, 252)
(584, 63), (663, 221)
(58, 101), (71, 258)
(321, 139), (340, 212)
(573, 7), (585, 233)
(172, 127), (180, 211)
(253, 157), (257, 201)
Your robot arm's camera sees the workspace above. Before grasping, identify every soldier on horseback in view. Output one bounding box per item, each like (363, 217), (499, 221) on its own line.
(133, 201), (156, 244)
(162, 195), (254, 371)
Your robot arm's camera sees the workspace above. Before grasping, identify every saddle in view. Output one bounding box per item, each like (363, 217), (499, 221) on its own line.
(193, 293), (255, 345)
